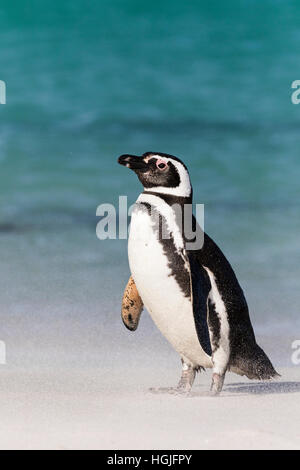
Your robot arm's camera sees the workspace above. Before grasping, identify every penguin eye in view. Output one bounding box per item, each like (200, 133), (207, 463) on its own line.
(156, 160), (167, 171)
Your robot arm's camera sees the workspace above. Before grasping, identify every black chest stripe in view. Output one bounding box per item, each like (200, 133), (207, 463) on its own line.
(138, 201), (190, 298)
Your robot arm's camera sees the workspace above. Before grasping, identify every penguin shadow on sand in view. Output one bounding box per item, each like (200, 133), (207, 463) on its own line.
(189, 380), (300, 397)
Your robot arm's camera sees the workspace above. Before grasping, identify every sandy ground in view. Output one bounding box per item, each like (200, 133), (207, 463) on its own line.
(0, 363), (299, 450)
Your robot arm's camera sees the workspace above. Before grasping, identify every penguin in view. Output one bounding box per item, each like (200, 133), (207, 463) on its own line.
(118, 151), (279, 395)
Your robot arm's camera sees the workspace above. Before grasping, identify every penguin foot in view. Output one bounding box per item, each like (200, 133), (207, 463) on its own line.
(148, 362), (196, 396)
(177, 362), (196, 393)
(210, 373), (225, 396)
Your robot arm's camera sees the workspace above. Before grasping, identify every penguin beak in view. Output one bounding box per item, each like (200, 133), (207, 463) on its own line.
(118, 154), (148, 172)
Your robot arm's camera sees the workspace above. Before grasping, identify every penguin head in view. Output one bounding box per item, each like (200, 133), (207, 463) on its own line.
(118, 152), (192, 198)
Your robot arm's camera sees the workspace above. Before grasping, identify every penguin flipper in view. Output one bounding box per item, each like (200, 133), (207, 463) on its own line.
(187, 252), (212, 357)
(121, 276), (144, 331)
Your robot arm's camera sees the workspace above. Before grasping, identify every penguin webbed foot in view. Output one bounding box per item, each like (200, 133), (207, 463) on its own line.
(176, 368), (196, 393)
(210, 372), (225, 396)
(148, 363), (196, 397)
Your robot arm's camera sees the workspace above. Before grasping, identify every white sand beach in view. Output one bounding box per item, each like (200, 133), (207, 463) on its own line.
(0, 361), (299, 450)
(0, 232), (299, 450)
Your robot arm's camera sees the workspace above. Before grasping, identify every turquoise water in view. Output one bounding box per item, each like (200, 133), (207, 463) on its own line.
(0, 1), (299, 367)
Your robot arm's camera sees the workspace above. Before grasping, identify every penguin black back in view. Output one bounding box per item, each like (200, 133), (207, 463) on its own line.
(192, 226), (279, 380)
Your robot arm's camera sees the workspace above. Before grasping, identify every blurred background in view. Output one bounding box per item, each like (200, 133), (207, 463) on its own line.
(0, 0), (299, 378)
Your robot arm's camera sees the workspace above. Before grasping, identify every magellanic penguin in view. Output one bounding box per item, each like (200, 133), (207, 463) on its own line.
(118, 152), (279, 395)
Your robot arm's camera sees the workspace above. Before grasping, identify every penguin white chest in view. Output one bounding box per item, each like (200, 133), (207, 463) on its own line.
(128, 203), (211, 368)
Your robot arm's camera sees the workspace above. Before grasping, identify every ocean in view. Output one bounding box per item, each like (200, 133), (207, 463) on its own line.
(0, 0), (299, 373)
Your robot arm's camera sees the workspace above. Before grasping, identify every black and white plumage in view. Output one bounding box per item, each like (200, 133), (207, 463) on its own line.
(118, 151), (279, 395)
